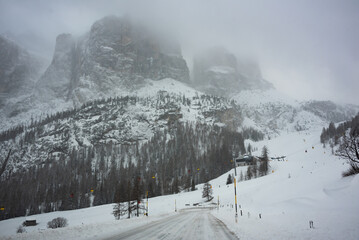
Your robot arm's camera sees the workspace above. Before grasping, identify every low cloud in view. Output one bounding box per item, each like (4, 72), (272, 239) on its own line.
(1, 0), (358, 104)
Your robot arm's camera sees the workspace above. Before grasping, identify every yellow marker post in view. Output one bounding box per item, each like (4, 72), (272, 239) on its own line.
(234, 177), (238, 223)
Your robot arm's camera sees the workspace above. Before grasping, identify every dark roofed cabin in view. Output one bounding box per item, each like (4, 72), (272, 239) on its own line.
(25, 219), (37, 226)
(235, 155), (254, 166)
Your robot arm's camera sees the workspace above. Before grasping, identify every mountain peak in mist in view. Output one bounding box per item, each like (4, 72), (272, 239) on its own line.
(36, 15), (190, 106)
(192, 46), (273, 96)
(0, 35), (43, 103)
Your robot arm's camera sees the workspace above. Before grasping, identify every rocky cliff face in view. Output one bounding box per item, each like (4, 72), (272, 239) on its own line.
(0, 16), (190, 130)
(36, 33), (75, 101)
(0, 35), (43, 106)
(38, 16), (190, 106)
(192, 47), (273, 96)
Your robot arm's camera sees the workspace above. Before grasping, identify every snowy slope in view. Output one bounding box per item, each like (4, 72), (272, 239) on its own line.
(232, 89), (359, 136)
(0, 78), (200, 132)
(212, 128), (359, 240)
(1, 127), (358, 240)
(134, 78), (200, 98)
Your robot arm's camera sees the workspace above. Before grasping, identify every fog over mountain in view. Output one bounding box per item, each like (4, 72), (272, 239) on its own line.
(1, 0), (358, 104)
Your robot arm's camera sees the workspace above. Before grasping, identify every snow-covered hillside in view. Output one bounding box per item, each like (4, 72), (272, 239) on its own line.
(1, 127), (357, 240)
(214, 128), (359, 240)
(0, 78), (203, 131)
(0, 82), (242, 174)
(232, 89), (359, 136)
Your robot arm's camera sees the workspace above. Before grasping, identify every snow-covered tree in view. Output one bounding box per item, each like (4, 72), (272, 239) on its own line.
(239, 171), (244, 181)
(259, 146), (269, 176)
(226, 174), (233, 185)
(246, 166), (253, 180)
(202, 182), (213, 201)
(337, 127), (359, 176)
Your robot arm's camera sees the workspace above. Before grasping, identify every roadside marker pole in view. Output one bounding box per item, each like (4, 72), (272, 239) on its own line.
(217, 195), (219, 211)
(146, 191), (148, 216)
(234, 177), (238, 223)
(233, 152), (238, 223)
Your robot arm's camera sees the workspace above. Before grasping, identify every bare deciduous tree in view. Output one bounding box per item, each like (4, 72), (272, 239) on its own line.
(336, 127), (359, 176)
(113, 201), (145, 219)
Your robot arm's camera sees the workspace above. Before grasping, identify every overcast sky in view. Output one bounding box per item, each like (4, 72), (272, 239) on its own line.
(1, 0), (358, 104)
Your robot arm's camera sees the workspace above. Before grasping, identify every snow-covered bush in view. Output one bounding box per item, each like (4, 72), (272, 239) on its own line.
(16, 225), (26, 233)
(47, 217), (68, 229)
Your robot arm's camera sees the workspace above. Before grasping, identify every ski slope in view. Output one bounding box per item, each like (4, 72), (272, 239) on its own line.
(0, 127), (358, 240)
(212, 128), (359, 240)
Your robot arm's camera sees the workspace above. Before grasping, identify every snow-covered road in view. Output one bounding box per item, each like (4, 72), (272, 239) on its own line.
(104, 208), (238, 240)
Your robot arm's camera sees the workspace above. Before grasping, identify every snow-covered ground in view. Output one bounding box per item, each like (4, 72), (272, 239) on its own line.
(1, 127), (358, 240)
(134, 78), (200, 99)
(213, 128), (359, 240)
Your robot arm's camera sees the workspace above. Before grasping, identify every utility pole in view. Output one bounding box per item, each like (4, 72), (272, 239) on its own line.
(232, 150), (238, 223)
(196, 168), (200, 185)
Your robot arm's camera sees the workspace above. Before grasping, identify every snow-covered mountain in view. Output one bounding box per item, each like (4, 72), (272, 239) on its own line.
(37, 16), (189, 107)
(1, 16), (357, 134)
(0, 16), (191, 130)
(2, 78), (358, 186)
(192, 47), (274, 96)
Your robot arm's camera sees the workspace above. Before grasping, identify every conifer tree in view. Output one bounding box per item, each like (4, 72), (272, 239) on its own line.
(202, 182), (213, 201)
(259, 146), (269, 176)
(226, 174), (233, 185)
(246, 166), (253, 180)
(191, 178), (196, 191)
